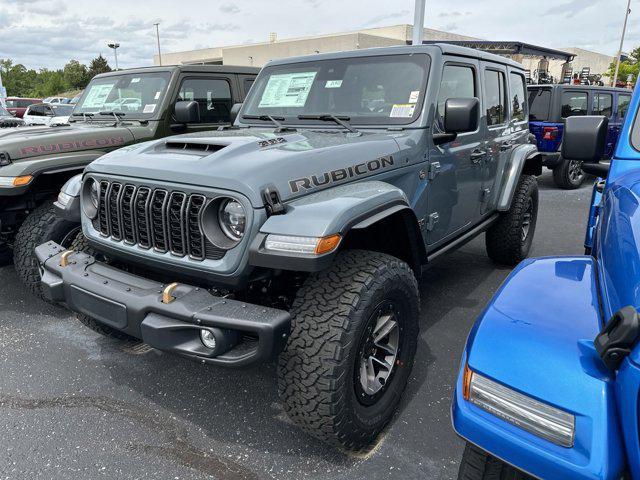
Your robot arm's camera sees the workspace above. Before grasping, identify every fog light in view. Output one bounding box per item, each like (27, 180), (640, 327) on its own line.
(464, 365), (575, 447)
(200, 329), (217, 349)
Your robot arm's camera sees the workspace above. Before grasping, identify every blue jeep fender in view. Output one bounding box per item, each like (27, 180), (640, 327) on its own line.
(452, 256), (625, 480)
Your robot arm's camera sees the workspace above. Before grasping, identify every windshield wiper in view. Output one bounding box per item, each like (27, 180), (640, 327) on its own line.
(297, 114), (359, 134)
(241, 114), (296, 133)
(98, 111), (126, 125)
(71, 112), (94, 123)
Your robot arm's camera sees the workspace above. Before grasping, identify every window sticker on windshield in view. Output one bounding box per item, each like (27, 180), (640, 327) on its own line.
(390, 104), (416, 118)
(325, 80), (343, 89)
(259, 72), (317, 108)
(131, 77), (141, 83)
(143, 104), (156, 114)
(154, 91), (161, 100)
(409, 91), (420, 104)
(82, 83), (116, 108)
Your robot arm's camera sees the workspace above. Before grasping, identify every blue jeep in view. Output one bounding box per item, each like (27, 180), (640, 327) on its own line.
(528, 84), (631, 189)
(452, 87), (640, 479)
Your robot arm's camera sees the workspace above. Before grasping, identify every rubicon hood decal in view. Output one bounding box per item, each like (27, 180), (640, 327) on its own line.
(289, 155), (394, 193)
(20, 136), (126, 156)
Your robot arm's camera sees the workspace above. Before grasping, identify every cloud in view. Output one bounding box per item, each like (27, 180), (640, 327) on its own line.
(437, 11), (468, 18)
(220, 3), (240, 14)
(543, 0), (602, 17)
(363, 9), (410, 27)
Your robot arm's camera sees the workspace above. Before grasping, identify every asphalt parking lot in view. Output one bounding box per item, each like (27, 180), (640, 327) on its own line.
(0, 170), (593, 480)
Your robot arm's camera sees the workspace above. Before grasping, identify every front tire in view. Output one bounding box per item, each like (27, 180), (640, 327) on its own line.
(278, 250), (419, 450)
(458, 443), (533, 480)
(553, 158), (586, 189)
(486, 175), (538, 266)
(14, 201), (80, 299)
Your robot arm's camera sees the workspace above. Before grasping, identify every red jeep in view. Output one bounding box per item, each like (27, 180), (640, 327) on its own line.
(5, 97), (42, 118)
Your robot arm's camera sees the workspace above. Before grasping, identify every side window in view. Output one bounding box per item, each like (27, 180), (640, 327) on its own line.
(437, 64), (476, 129)
(243, 78), (255, 98)
(561, 91), (588, 118)
(44, 106), (55, 117)
(509, 73), (527, 122)
(177, 78), (233, 124)
(484, 69), (507, 126)
(594, 93), (613, 117)
(618, 94), (632, 119)
(29, 105), (43, 116)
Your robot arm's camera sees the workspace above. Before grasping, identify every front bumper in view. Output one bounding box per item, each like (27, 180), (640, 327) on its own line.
(36, 241), (291, 367)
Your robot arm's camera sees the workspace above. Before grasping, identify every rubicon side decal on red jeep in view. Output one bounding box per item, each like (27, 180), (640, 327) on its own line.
(289, 155), (394, 193)
(20, 137), (126, 156)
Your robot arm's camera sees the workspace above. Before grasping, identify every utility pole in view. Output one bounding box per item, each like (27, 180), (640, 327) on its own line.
(613, 0), (632, 87)
(154, 23), (162, 66)
(108, 42), (120, 70)
(412, 0), (426, 45)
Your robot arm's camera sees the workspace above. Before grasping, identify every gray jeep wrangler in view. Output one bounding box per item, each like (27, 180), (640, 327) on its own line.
(37, 44), (541, 450)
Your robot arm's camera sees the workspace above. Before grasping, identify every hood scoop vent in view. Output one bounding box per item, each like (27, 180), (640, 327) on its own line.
(164, 141), (227, 154)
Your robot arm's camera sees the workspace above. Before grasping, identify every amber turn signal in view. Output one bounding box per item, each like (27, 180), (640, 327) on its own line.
(13, 175), (33, 187)
(315, 234), (342, 255)
(462, 363), (473, 401)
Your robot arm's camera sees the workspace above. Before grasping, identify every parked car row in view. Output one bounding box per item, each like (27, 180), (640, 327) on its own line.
(0, 43), (638, 479)
(2, 94), (80, 118)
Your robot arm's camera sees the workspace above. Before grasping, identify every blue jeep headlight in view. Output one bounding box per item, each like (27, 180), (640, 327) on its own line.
(464, 366), (575, 447)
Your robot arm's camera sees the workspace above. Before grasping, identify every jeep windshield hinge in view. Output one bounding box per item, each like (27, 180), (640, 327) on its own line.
(426, 212), (439, 232)
(262, 186), (285, 216)
(428, 162), (441, 180)
(595, 306), (640, 370)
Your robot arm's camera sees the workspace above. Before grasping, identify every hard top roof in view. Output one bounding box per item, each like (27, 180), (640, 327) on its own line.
(527, 84), (632, 93)
(264, 43), (525, 70)
(94, 64), (260, 79)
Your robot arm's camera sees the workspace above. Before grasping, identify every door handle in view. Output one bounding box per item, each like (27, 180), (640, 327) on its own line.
(499, 141), (514, 151)
(470, 149), (486, 164)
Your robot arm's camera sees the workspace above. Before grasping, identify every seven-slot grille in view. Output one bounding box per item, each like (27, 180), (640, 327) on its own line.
(93, 180), (225, 261)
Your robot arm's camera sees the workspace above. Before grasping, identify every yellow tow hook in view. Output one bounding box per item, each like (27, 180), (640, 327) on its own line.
(162, 282), (180, 304)
(59, 250), (73, 267)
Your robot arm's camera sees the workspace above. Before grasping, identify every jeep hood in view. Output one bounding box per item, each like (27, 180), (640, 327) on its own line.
(87, 128), (404, 206)
(0, 122), (136, 162)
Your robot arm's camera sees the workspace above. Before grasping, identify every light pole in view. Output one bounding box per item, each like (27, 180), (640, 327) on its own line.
(613, 0), (632, 87)
(412, 0), (426, 45)
(154, 23), (162, 66)
(108, 42), (120, 70)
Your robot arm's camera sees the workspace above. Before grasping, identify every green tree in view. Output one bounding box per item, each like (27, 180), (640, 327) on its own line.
(607, 46), (640, 85)
(63, 59), (89, 90)
(88, 54), (111, 78)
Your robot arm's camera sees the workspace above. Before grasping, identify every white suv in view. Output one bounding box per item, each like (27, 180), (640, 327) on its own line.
(23, 103), (74, 126)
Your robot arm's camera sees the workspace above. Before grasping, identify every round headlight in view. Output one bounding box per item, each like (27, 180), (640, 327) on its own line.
(218, 199), (246, 241)
(82, 178), (99, 219)
(89, 180), (99, 208)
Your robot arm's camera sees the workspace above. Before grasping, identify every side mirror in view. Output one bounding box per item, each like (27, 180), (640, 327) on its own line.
(174, 100), (200, 124)
(434, 98), (480, 145)
(230, 103), (242, 125)
(562, 116), (609, 177)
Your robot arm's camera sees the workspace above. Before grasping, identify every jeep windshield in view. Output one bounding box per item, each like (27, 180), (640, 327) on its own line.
(240, 54), (430, 127)
(72, 71), (171, 119)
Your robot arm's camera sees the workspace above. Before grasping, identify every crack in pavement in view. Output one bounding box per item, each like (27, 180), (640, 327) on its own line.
(0, 394), (259, 480)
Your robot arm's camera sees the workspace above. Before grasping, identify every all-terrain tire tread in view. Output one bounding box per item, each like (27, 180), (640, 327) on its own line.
(277, 250), (419, 451)
(486, 175), (538, 266)
(457, 443), (533, 480)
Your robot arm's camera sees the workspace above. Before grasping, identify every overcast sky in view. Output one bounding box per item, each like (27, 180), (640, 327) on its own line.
(0, 0), (636, 70)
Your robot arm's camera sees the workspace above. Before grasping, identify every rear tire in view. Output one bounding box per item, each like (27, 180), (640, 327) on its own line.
(14, 202), (80, 299)
(278, 250), (419, 450)
(486, 175), (538, 266)
(458, 443), (533, 480)
(553, 158), (585, 189)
